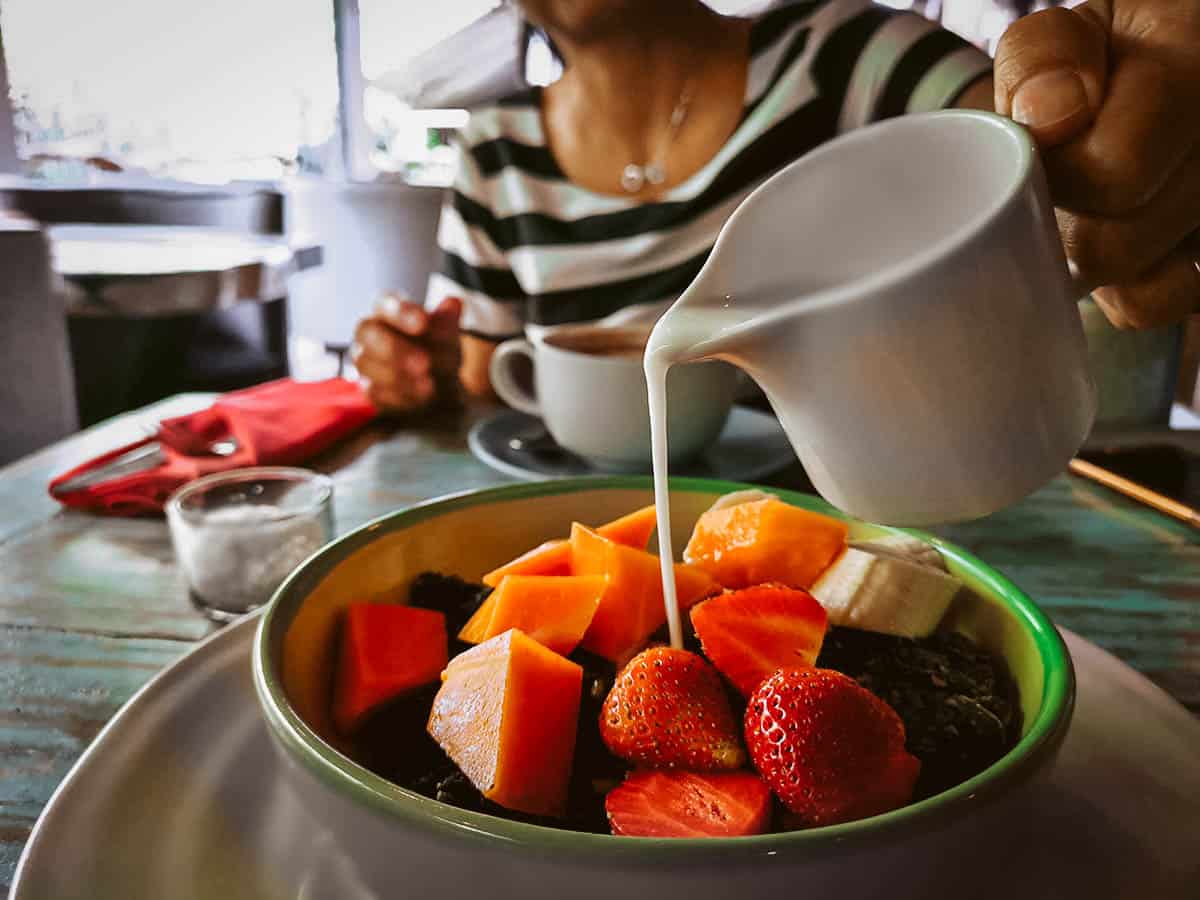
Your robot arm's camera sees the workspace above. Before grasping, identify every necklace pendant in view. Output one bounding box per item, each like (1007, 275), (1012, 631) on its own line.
(644, 163), (666, 186)
(621, 163), (646, 193)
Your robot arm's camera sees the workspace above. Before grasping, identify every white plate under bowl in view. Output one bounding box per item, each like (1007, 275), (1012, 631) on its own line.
(10, 615), (1200, 899)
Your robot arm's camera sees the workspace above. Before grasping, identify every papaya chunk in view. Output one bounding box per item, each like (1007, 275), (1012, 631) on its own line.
(571, 524), (720, 663)
(481, 506), (659, 588)
(457, 592), (499, 645)
(428, 629), (582, 818)
(684, 498), (848, 590)
(594, 504), (658, 549)
(674, 564), (721, 609)
(482, 539), (571, 588)
(457, 574), (605, 655)
(333, 604), (447, 735)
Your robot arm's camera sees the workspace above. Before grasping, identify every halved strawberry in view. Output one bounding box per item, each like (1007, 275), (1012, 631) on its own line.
(600, 647), (745, 770)
(745, 668), (920, 827)
(690, 584), (828, 696)
(606, 770), (772, 838)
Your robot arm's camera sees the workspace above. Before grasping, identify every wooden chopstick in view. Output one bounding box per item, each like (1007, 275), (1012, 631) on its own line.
(1067, 458), (1200, 529)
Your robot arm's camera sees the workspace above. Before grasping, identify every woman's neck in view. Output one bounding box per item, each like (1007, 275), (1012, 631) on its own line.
(538, 1), (751, 198)
(549, 2), (730, 118)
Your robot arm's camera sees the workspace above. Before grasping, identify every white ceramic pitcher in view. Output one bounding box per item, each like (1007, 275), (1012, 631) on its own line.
(647, 110), (1096, 525)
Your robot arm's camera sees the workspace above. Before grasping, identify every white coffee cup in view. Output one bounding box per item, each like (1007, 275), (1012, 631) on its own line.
(489, 324), (737, 471)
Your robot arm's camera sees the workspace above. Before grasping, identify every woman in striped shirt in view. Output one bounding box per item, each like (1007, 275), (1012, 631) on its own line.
(353, 0), (1200, 413)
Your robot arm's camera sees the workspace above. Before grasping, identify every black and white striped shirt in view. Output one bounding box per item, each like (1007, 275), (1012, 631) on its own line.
(427, 0), (991, 340)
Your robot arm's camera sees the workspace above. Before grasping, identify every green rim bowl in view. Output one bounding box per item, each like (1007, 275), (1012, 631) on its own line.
(252, 477), (1074, 862)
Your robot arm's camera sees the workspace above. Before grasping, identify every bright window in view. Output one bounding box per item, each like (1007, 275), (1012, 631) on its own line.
(1, 0), (339, 182)
(359, 1), (500, 82)
(357, 1), (502, 179)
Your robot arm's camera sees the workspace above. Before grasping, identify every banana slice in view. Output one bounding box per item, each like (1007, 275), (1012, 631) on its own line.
(849, 534), (948, 572)
(811, 546), (961, 638)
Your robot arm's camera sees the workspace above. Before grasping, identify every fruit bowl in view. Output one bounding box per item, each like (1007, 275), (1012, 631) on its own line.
(252, 478), (1074, 899)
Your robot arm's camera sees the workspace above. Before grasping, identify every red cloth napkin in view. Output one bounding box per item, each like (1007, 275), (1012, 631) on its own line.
(50, 378), (376, 515)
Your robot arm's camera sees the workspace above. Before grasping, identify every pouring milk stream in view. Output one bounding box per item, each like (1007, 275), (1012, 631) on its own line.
(645, 110), (1096, 649)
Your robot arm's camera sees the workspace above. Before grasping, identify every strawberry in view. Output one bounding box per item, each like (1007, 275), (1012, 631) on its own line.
(606, 770), (772, 838)
(690, 583), (828, 696)
(745, 668), (920, 827)
(600, 647), (745, 770)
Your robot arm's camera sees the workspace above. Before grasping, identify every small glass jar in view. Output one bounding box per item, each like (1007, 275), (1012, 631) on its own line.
(167, 467), (334, 622)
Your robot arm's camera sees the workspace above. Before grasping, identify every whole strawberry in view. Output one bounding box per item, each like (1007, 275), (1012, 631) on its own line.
(745, 668), (919, 827)
(600, 647), (745, 770)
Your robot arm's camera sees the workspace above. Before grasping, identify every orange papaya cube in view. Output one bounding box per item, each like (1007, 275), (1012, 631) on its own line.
(595, 504), (658, 549)
(428, 629), (582, 818)
(684, 498), (848, 590)
(483, 539), (571, 588)
(333, 604), (447, 735)
(457, 591), (499, 644)
(674, 562), (722, 610)
(570, 524), (720, 663)
(458, 574), (604, 655)
(481, 507), (657, 588)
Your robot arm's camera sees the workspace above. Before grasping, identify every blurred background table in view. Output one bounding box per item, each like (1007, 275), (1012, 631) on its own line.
(0, 393), (1197, 890)
(51, 225), (322, 426)
(0, 182), (328, 464)
(51, 225), (320, 314)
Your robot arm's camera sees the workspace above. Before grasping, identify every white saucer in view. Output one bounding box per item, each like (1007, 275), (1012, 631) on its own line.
(467, 407), (797, 483)
(11, 617), (1200, 899)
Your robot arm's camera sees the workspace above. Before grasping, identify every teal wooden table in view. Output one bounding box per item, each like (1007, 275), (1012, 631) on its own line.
(1, 394), (1197, 892)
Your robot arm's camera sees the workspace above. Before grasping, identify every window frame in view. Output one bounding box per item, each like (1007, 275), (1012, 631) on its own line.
(0, 31), (20, 173)
(332, 0), (374, 182)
